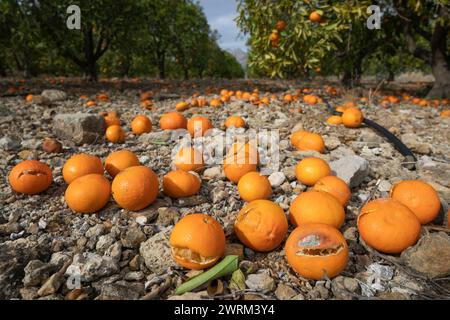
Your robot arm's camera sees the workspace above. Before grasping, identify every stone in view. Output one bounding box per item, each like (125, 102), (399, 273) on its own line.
(0, 136), (20, 151)
(275, 283), (297, 300)
(203, 166), (224, 179)
(211, 189), (227, 203)
(156, 207), (180, 226)
(53, 113), (106, 145)
(331, 276), (360, 299)
(23, 260), (55, 287)
(41, 89), (67, 102)
(138, 131), (171, 143)
(168, 291), (209, 300)
(65, 252), (119, 282)
(224, 243), (244, 260)
(401, 232), (450, 278)
(358, 131), (384, 145)
(139, 231), (175, 274)
(268, 172), (286, 188)
(401, 133), (431, 155)
(245, 271), (275, 293)
(330, 155), (370, 188)
(85, 224), (106, 238)
(30, 95), (51, 105)
(282, 166), (296, 181)
(98, 281), (142, 300)
(121, 227), (146, 249)
(324, 136), (341, 150)
(96, 234), (116, 252)
(104, 241), (122, 262)
(129, 255), (143, 271)
(37, 273), (64, 297)
(343, 227), (358, 241)
(377, 292), (411, 300)
(20, 287), (39, 300)
(49, 252), (72, 269)
(124, 271), (145, 281)
(377, 180), (392, 192)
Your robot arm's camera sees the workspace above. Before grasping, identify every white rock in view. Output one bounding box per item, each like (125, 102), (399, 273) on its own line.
(330, 155), (370, 188)
(268, 172), (286, 188)
(245, 271), (275, 292)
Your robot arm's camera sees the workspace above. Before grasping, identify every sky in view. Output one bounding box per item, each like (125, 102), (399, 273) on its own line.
(198, 0), (248, 52)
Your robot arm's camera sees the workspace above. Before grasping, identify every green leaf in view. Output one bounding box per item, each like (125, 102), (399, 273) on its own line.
(229, 269), (246, 292)
(174, 255), (239, 295)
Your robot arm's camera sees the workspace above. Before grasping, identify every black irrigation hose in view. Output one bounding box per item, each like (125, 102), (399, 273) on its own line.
(322, 98), (417, 170)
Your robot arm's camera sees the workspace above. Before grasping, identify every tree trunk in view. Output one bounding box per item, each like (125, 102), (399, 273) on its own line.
(83, 62), (98, 82)
(157, 51), (166, 79)
(427, 6), (450, 98)
(82, 27), (97, 82)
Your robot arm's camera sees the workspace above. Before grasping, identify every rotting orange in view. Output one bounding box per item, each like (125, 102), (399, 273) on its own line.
(62, 153), (103, 184)
(291, 131), (325, 153)
(170, 213), (226, 270)
(326, 115), (343, 125)
(131, 115), (152, 135)
(234, 199), (288, 252)
(104, 150), (140, 177)
(8, 160), (53, 195)
(237, 172), (272, 202)
(289, 190), (345, 228)
(390, 180), (441, 224)
(174, 147), (204, 172)
(105, 125), (125, 143)
(187, 116), (213, 137)
(313, 175), (351, 206)
(159, 112), (188, 130)
(111, 166), (159, 211)
(65, 174), (111, 213)
(163, 170), (201, 198)
(285, 223), (349, 280)
(342, 107), (364, 128)
(295, 157), (331, 186)
(225, 116), (246, 129)
(358, 198), (421, 254)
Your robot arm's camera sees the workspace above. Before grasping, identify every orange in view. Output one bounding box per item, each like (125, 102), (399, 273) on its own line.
(285, 223), (348, 280)
(111, 166), (159, 211)
(358, 198), (421, 254)
(342, 107), (364, 128)
(131, 115), (152, 135)
(303, 94), (318, 105)
(313, 176), (351, 206)
(275, 20), (286, 31)
(223, 150), (257, 183)
(237, 172), (272, 202)
(105, 125), (125, 143)
(440, 109), (450, 117)
(295, 157), (331, 186)
(140, 91), (153, 101)
(8, 160), (53, 195)
(65, 174), (111, 213)
(289, 190), (345, 228)
(326, 115), (342, 125)
(176, 102), (189, 111)
(309, 11), (322, 23)
(269, 32), (279, 43)
(140, 100), (153, 110)
(283, 94), (293, 103)
(159, 112), (187, 130)
(170, 213), (226, 270)
(225, 116), (246, 129)
(163, 170), (201, 198)
(187, 116), (213, 137)
(103, 113), (120, 127)
(291, 131), (325, 153)
(343, 101), (356, 109)
(209, 98), (222, 107)
(390, 180), (441, 224)
(62, 154), (103, 184)
(97, 93), (109, 102)
(174, 147), (204, 172)
(25, 94), (33, 102)
(86, 100), (96, 107)
(105, 150), (140, 177)
(234, 200), (288, 252)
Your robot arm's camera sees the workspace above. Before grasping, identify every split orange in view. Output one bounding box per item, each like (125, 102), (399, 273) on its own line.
(285, 223), (349, 280)
(65, 174), (111, 213)
(111, 166), (159, 211)
(104, 150), (140, 177)
(62, 154), (103, 184)
(8, 160), (53, 195)
(289, 190), (345, 228)
(170, 213), (226, 269)
(234, 200), (288, 252)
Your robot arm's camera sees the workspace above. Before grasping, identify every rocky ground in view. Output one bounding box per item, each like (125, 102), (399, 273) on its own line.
(0, 78), (449, 300)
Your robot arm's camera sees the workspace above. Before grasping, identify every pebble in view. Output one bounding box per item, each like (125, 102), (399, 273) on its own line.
(139, 231), (175, 274)
(268, 172), (286, 188)
(330, 155), (370, 188)
(245, 271), (275, 293)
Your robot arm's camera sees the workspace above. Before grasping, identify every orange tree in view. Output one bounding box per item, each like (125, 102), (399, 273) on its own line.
(236, 0), (373, 79)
